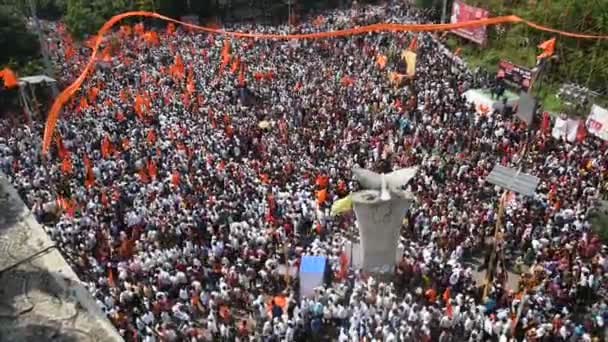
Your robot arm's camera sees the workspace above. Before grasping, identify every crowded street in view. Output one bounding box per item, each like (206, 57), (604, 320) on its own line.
(1, 1), (608, 341)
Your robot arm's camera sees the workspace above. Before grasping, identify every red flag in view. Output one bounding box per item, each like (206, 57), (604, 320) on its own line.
(0, 67), (19, 88)
(171, 170), (180, 186)
(100, 192), (108, 207)
(537, 37), (556, 59)
(146, 130), (156, 144)
(446, 298), (453, 318)
(101, 136), (112, 158)
(541, 111), (550, 135)
(147, 159), (157, 180)
(340, 75), (353, 87)
(61, 157), (73, 174)
(316, 189), (327, 205)
(408, 36), (418, 51)
(576, 120), (587, 143)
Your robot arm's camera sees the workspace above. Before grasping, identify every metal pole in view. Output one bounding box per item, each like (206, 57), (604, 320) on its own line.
(441, 0), (449, 24)
(27, 0), (58, 97)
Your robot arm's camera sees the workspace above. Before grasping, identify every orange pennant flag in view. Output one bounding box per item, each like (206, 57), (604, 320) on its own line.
(101, 135), (112, 159)
(143, 31), (159, 45)
(219, 40), (231, 73)
(340, 75), (353, 87)
(537, 37), (556, 59)
(0, 67), (19, 88)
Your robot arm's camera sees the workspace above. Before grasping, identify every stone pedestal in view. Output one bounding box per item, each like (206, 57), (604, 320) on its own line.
(351, 189), (414, 273)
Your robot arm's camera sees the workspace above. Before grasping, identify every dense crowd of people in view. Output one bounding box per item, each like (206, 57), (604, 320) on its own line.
(1, 1), (608, 341)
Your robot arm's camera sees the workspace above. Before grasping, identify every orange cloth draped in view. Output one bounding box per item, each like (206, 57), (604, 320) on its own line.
(41, 11), (608, 154)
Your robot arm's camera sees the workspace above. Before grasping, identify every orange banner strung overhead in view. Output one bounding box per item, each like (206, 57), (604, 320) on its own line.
(41, 11), (608, 154)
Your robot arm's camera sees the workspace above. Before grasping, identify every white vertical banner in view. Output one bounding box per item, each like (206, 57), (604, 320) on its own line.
(586, 104), (608, 141)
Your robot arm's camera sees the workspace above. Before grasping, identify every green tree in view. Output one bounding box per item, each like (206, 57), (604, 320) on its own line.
(0, 5), (40, 68)
(456, 0), (608, 98)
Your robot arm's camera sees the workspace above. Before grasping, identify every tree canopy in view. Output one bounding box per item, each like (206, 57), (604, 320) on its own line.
(442, 0), (608, 110)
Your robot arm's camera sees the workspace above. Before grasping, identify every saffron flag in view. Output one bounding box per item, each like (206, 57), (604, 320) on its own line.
(230, 56), (240, 73)
(375, 54), (387, 69)
(171, 170), (180, 186)
(101, 135), (112, 158)
(0, 67), (18, 88)
(61, 157), (73, 174)
(316, 189), (327, 205)
(83, 154), (94, 187)
(55, 134), (70, 160)
(537, 37), (556, 59)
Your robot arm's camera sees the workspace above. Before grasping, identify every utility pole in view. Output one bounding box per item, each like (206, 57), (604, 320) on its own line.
(27, 0), (58, 96)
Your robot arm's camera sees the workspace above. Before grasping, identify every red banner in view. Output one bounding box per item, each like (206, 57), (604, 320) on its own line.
(450, 0), (490, 45)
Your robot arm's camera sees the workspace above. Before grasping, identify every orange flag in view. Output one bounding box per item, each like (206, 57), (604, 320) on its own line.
(146, 129), (156, 144)
(230, 56), (240, 73)
(147, 159), (157, 180)
(79, 97), (89, 111)
(171, 170), (180, 186)
(55, 134), (70, 160)
(108, 268), (116, 287)
(408, 36), (418, 51)
(143, 31), (159, 45)
(316, 189), (327, 204)
(219, 40), (231, 73)
(442, 287), (450, 302)
(61, 157), (73, 174)
(0, 67), (19, 88)
(537, 37), (556, 59)
(134, 22), (144, 36)
(84, 154), (95, 188)
(101, 135), (112, 158)
(88, 86), (99, 103)
(375, 54), (387, 69)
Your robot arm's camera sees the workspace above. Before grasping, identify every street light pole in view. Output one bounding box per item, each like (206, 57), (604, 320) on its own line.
(27, 0), (58, 96)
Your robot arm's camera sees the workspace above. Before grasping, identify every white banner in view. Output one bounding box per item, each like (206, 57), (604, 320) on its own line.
(552, 116), (579, 142)
(586, 105), (608, 141)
